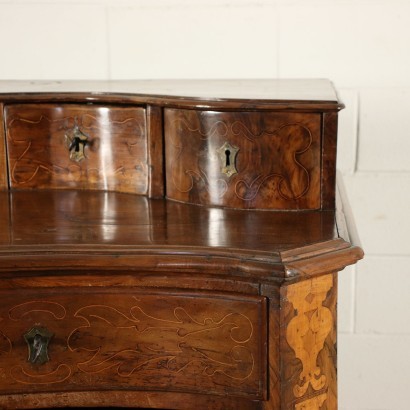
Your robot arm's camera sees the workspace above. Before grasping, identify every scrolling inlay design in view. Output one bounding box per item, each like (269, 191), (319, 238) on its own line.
(168, 114), (315, 207)
(232, 122), (312, 201)
(6, 109), (146, 192)
(1, 295), (259, 392)
(286, 274), (333, 399)
(169, 118), (228, 196)
(68, 302), (255, 381)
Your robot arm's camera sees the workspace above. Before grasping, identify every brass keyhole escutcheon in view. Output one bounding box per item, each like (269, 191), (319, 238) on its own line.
(217, 142), (239, 177)
(24, 326), (53, 365)
(65, 124), (89, 163)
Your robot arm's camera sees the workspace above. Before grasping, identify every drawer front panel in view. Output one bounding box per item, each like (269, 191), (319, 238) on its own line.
(165, 109), (321, 209)
(5, 104), (147, 193)
(0, 289), (266, 400)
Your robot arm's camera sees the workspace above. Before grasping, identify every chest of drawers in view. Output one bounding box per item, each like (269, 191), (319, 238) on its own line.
(0, 80), (363, 409)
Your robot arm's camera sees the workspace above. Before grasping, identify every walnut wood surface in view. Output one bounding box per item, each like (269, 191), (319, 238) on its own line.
(0, 190), (363, 283)
(1, 190), (335, 249)
(321, 112), (338, 209)
(147, 105), (164, 198)
(0, 79), (343, 111)
(165, 109), (321, 209)
(5, 104), (148, 194)
(0, 103), (7, 189)
(260, 284), (281, 410)
(0, 289), (266, 400)
(0, 80), (362, 409)
(1, 80), (342, 211)
(0, 391), (259, 410)
(280, 273), (337, 409)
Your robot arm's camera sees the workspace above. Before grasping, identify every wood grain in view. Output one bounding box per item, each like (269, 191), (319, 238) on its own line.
(0, 187), (9, 245)
(5, 104), (148, 193)
(0, 390), (260, 410)
(147, 105), (164, 198)
(0, 103), (8, 189)
(280, 273), (337, 409)
(0, 81), (361, 409)
(0, 79), (343, 112)
(0, 289), (266, 400)
(321, 112), (338, 209)
(0, 190), (361, 283)
(260, 284), (281, 410)
(165, 109), (321, 210)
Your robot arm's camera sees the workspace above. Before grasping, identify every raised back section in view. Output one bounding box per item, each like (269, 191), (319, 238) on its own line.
(0, 79), (343, 209)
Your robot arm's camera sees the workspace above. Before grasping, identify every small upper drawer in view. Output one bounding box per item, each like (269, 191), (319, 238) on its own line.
(165, 109), (322, 210)
(5, 104), (147, 193)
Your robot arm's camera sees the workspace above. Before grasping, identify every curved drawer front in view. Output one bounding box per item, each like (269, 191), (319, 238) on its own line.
(0, 289), (267, 400)
(165, 109), (321, 209)
(5, 104), (147, 193)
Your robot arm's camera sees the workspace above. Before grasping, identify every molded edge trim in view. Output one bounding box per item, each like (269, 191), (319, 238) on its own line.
(0, 237), (363, 284)
(281, 243), (364, 282)
(0, 93), (343, 112)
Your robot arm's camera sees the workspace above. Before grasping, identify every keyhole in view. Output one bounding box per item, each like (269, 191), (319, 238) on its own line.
(225, 149), (231, 167)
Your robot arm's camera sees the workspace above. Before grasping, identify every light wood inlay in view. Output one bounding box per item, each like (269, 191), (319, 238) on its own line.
(295, 392), (328, 409)
(0, 80), (362, 409)
(5, 104), (148, 193)
(165, 109), (321, 209)
(0, 290), (266, 399)
(281, 273), (337, 409)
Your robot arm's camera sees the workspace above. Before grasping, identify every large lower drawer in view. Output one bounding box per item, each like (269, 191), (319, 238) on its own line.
(0, 288), (267, 400)
(5, 104), (148, 193)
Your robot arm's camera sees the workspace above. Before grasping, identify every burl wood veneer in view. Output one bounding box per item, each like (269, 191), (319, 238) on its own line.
(0, 80), (363, 410)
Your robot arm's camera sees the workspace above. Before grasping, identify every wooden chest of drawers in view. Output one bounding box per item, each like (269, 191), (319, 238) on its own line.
(0, 80), (363, 409)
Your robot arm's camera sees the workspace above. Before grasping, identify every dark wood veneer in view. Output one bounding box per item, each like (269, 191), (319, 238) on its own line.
(0, 103), (7, 190)
(0, 80), (362, 410)
(5, 104), (148, 194)
(165, 109), (322, 209)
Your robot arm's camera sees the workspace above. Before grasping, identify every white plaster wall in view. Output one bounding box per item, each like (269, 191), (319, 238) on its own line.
(1, 1), (409, 408)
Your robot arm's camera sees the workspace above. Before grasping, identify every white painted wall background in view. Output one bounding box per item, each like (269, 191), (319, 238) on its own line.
(0, 0), (409, 409)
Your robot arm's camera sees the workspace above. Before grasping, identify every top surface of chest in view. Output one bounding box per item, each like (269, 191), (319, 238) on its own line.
(0, 79), (341, 107)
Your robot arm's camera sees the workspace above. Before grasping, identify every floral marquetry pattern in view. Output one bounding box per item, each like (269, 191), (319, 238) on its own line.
(281, 274), (337, 409)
